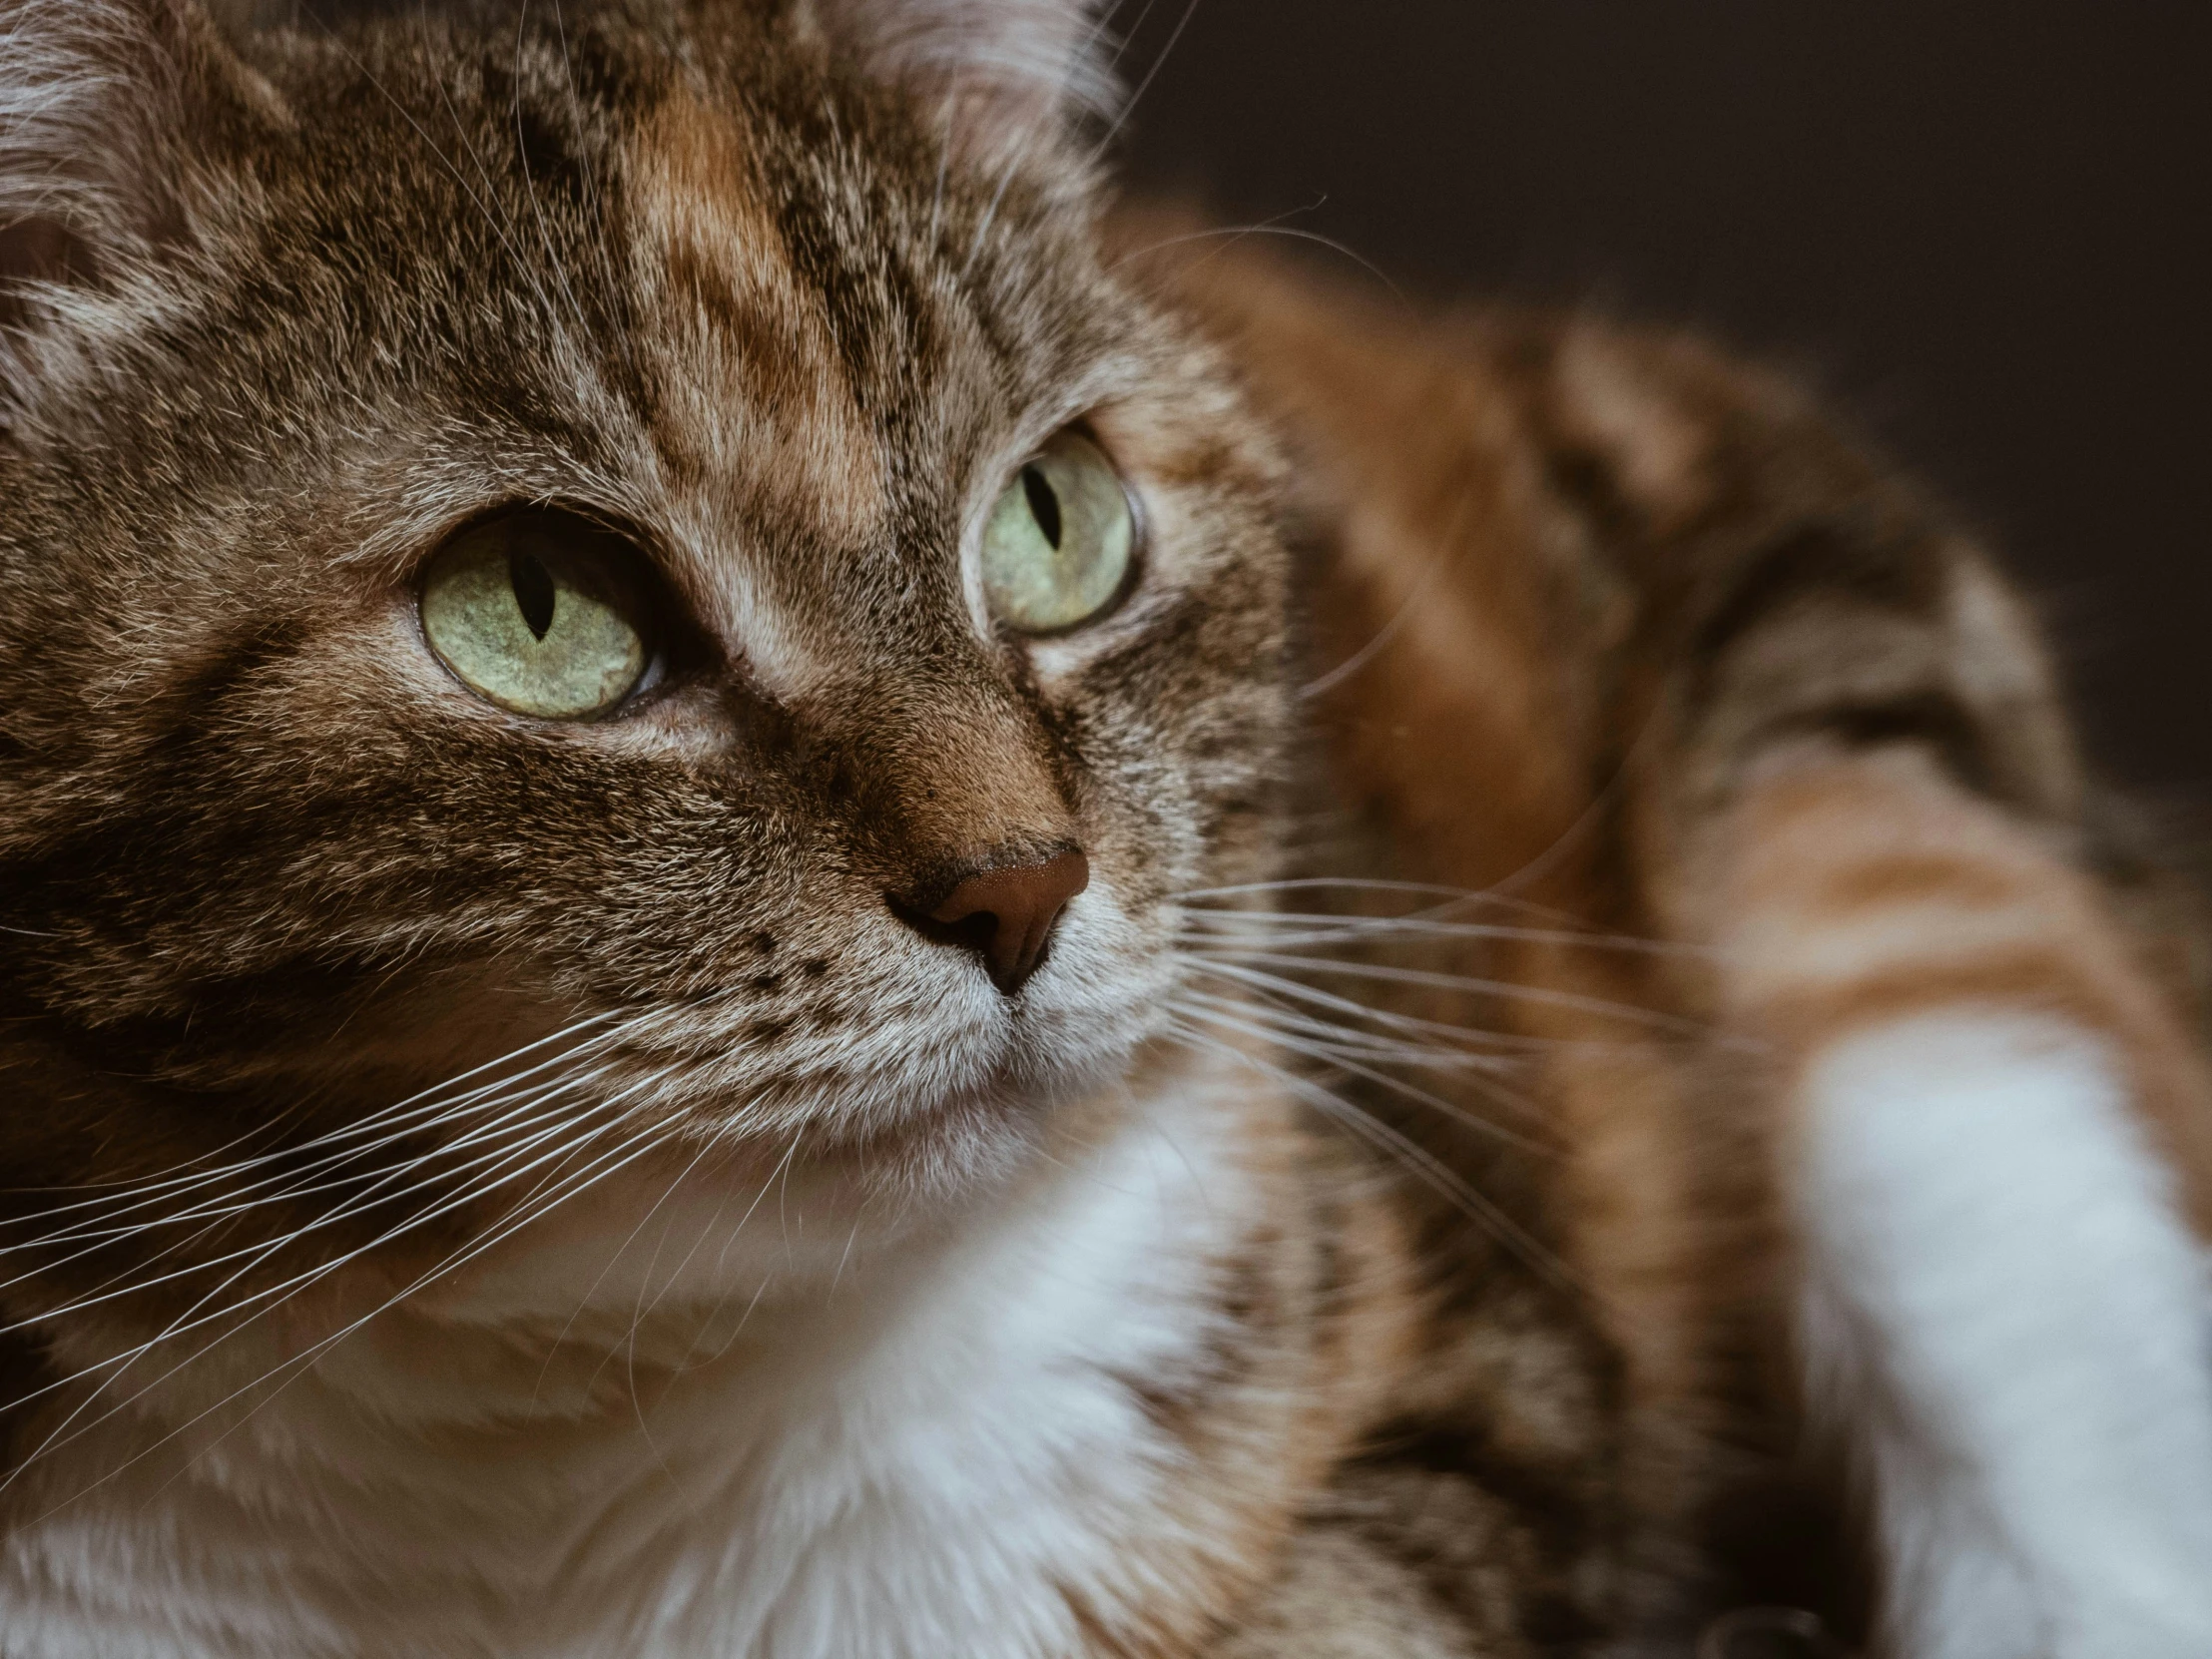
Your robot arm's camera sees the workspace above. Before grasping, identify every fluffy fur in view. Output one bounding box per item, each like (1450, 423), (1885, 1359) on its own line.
(1797, 1012), (2212, 1658)
(1, 1054), (1321, 1658)
(2, 2), (2208, 1655)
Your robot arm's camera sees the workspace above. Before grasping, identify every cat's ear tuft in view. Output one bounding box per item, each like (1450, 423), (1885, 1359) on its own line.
(797, 0), (1120, 145)
(1, 0), (268, 325)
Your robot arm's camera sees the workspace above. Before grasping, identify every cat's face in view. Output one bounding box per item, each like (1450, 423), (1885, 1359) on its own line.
(0, 0), (1292, 1284)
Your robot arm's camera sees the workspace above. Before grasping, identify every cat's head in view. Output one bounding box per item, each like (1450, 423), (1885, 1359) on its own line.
(0, 0), (1292, 1303)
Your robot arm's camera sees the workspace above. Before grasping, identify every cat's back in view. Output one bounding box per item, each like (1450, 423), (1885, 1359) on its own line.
(1148, 228), (2212, 1649)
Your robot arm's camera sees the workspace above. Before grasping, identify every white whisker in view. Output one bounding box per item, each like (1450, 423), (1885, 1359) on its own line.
(1179, 907), (1712, 959)
(1, 1069), (630, 1334)
(1083, 0), (1199, 164)
(1, 1067), (683, 1486)
(1170, 992), (1554, 1155)
(38, 1106), (693, 1523)
(1181, 955), (1690, 1058)
(1165, 1021), (1587, 1301)
(1195, 948), (1707, 1035)
(0, 1008), (643, 1229)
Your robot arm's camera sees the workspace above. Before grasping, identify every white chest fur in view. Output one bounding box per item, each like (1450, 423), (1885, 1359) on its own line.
(0, 1067), (1270, 1659)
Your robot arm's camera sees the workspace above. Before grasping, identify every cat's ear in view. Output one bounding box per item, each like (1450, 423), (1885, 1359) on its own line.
(1, 0), (272, 323)
(796, 0), (1119, 148)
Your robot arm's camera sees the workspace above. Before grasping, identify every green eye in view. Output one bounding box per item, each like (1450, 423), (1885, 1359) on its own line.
(420, 512), (654, 720)
(980, 429), (1136, 633)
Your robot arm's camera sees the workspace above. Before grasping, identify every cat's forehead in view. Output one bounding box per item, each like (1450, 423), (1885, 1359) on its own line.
(276, 20), (1124, 670)
(626, 81), (892, 553)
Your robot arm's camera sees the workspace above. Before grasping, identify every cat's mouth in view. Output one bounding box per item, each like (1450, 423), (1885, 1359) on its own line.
(435, 892), (1171, 1152)
(41, 890), (1182, 1314)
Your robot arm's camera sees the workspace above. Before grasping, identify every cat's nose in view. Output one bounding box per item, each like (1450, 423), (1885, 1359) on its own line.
(890, 848), (1089, 995)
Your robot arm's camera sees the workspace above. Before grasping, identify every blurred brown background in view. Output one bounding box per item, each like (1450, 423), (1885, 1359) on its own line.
(1113, 1), (2211, 794)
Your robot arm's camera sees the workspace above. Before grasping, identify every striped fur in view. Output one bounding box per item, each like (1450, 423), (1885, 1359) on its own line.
(1156, 250), (2212, 1650)
(0, 3), (2205, 1654)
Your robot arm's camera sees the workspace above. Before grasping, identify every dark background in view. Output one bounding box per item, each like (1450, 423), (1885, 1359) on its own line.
(1111, 1), (2210, 794)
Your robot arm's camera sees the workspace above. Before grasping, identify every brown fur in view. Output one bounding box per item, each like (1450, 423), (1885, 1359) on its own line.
(1144, 239), (2212, 1645)
(2, 3), (2206, 1654)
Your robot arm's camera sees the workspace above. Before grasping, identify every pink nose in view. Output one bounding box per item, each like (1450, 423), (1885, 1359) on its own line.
(896, 849), (1089, 995)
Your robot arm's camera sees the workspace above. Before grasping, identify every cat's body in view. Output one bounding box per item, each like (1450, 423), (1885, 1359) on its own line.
(1, 3), (2208, 1656)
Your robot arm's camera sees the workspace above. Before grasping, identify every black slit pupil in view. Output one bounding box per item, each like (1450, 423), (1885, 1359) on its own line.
(509, 549), (557, 640)
(1021, 465), (1062, 550)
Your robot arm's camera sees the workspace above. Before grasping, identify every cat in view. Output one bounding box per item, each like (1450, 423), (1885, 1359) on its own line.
(2, 1), (2209, 1655)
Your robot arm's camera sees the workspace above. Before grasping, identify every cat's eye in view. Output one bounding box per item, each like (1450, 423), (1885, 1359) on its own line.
(980, 429), (1136, 634)
(419, 511), (656, 720)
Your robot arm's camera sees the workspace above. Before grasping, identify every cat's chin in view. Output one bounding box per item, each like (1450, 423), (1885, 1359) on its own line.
(392, 1042), (1194, 1350)
(710, 1022), (1185, 1211)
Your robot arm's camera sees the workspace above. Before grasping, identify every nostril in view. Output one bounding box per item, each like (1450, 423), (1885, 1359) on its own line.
(887, 847), (1089, 996)
(926, 906), (999, 958)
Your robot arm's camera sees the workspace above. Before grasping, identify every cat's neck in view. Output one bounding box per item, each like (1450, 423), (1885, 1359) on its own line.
(0, 1048), (1321, 1659)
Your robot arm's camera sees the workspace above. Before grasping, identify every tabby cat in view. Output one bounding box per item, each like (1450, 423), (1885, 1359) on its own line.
(1, 2), (2208, 1655)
